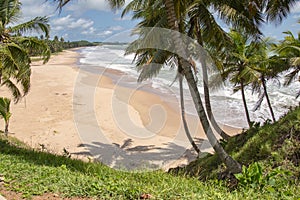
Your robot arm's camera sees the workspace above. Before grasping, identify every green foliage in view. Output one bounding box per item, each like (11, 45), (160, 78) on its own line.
(235, 162), (291, 189)
(0, 97), (11, 134)
(182, 107), (300, 182)
(0, 135), (299, 199)
(44, 37), (99, 53)
(0, 0), (50, 102)
(235, 162), (263, 187)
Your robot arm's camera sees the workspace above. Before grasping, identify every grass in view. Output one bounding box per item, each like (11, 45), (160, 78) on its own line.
(0, 108), (300, 199)
(177, 107), (300, 199)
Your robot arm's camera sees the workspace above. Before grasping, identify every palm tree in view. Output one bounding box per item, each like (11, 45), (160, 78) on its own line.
(0, 0), (50, 102)
(0, 97), (12, 135)
(222, 30), (258, 128)
(275, 30), (300, 98)
(124, 0), (204, 154)
(250, 38), (288, 122)
(50, 0), (296, 173)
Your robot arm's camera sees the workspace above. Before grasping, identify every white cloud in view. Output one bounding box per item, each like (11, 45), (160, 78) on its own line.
(20, 0), (56, 20)
(94, 26), (125, 38)
(52, 15), (73, 26)
(51, 15), (94, 30)
(291, 1), (300, 13)
(97, 30), (113, 37)
(108, 26), (124, 31)
(82, 27), (96, 35)
(69, 18), (94, 29)
(65, 0), (133, 12)
(66, 0), (110, 12)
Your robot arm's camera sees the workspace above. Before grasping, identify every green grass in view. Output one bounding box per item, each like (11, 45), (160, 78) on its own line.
(178, 107), (300, 199)
(1, 108), (300, 199)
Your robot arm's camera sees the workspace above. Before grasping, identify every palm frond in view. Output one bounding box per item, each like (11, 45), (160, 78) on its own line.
(0, 0), (21, 26)
(265, 0), (297, 24)
(1, 79), (21, 103)
(9, 16), (50, 38)
(0, 97), (11, 122)
(18, 37), (51, 64)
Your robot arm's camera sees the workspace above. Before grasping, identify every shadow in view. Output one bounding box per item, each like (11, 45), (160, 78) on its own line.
(0, 136), (208, 173)
(73, 138), (207, 171)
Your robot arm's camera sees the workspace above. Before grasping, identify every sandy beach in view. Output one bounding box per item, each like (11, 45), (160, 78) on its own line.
(0, 49), (240, 171)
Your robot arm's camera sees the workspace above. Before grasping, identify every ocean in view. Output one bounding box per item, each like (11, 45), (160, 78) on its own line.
(77, 44), (300, 129)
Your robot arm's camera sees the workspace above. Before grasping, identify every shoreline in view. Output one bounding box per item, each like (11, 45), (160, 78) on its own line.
(0, 48), (241, 170)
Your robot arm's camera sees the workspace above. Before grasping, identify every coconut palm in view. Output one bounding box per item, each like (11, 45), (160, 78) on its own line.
(221, 30), (261, 127)
(50, 0), (243, 173)
(50, 0), (296, 173)
(275, 30), (300, 98)
(0, 97), (12, 135)
(0, 0), (50, 102)
(249, 38), (288, 122)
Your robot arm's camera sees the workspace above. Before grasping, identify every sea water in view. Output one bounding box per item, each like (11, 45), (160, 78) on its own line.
(77, 45), (300, 129)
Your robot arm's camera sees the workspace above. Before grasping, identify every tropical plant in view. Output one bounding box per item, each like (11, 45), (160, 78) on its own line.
(50, 0), (296, 174)
(221, 30), (259, 128)
(0, 97), (12, 135)
(274, 30), (300, 98)
(222, 31), (285, 126)
(0, 0), (50, 102)
(250, 38), (288, 122)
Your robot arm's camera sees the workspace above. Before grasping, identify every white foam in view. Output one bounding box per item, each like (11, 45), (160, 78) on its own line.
(78, 45), (300, 128)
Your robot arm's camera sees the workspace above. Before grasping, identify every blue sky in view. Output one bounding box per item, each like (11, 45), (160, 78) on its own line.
(19, 0), (300, 42)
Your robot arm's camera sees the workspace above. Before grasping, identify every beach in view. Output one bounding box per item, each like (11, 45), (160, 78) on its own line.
(0, 49), (240, 171)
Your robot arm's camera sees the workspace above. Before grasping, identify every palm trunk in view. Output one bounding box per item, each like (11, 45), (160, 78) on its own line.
(192, 18), (230, 140)
(4, 121), (8, 136)
(178, 71), (200, 154)
(201, 58), (230, 140)
(261, 76), (275, 122)
(241, 81), (251, 127)
(164, 0), (241, 173)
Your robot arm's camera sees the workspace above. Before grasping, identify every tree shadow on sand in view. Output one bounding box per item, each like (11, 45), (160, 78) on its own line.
(73, 138), (208, 171)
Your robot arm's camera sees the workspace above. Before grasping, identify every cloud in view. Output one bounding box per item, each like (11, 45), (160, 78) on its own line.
(52, 15), (73, 26)
(97, 30), (113, 37)
(66, 0), (110, 12)
(291, 1), (300, 13)
(51, 15), (94, 30)
(69, 18), (94, 29)
(108, 26), (124, 31)
(64, 0), (133, 12)
(82, 27), (96, 35)
(114, 15), (132, 21)
(20, 0), (56, 20)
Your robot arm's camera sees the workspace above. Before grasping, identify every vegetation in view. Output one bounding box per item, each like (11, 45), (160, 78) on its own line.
(0, 0), (50, 103)
(0, 0), (299, 198)
(43, 36), (99, 53)
(0, 97), (11, 135)
(50, 0), (299, 175)
(180, 106), (300, 182)
(0, 107), (299, 199)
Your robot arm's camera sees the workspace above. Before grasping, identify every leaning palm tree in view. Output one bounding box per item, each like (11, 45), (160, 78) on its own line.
(0, 97), (12, 135)
(0, 0), (50, 102)
(51, 0), (296, 174)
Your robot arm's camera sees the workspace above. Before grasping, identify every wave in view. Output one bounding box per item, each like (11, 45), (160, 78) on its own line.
(77, 45), (299, 128)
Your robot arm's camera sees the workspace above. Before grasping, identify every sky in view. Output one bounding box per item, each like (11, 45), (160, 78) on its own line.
(19, 0), (300, 42)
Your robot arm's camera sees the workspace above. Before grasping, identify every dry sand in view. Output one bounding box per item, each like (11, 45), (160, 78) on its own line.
(0, 49), (240, 171)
